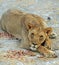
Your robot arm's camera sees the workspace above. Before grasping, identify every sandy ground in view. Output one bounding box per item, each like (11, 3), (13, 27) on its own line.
(0, 0), (59, 65)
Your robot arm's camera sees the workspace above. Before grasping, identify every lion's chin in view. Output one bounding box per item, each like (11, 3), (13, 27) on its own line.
(30, 47), (37, 51)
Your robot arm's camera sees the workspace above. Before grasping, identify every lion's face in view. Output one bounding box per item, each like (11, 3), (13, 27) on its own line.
(28, 27), (52, 51)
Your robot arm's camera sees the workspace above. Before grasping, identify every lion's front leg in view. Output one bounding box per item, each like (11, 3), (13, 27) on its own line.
(44, 37), (52, 49)
(37, 46), (57, 58)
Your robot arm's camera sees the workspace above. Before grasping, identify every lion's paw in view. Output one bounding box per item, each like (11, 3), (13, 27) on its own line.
(44, 51), (57, 58)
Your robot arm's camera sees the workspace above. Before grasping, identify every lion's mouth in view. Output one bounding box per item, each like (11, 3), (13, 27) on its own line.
(41, 40), (46, 46)
(30, 41), (46, 51)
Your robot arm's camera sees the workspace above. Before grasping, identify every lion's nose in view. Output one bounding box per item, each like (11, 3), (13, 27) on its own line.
(32, 43), (37, 45)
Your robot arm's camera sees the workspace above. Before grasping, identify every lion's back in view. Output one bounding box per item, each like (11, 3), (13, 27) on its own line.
(0, 9), (25, 39)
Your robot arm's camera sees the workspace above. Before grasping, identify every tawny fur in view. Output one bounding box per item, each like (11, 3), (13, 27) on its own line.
(0, 9), (57, 57)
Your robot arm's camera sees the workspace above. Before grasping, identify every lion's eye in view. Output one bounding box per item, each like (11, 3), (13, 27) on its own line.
(39, 35), (43, 40)
(40, 35), (43, 38)
(31, 33), (34, 38)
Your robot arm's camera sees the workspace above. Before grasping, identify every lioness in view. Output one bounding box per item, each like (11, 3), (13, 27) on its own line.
(0, 9), (57, 57)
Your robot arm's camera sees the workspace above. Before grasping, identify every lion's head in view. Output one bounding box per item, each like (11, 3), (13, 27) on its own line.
(28, 27), (52, 51)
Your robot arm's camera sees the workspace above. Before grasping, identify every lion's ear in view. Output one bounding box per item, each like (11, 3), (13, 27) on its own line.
(27, 23), (34, 29)
(24, 14), (39, 30)
(44, 27), (52, 35)
(25, 21), (38, 30)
